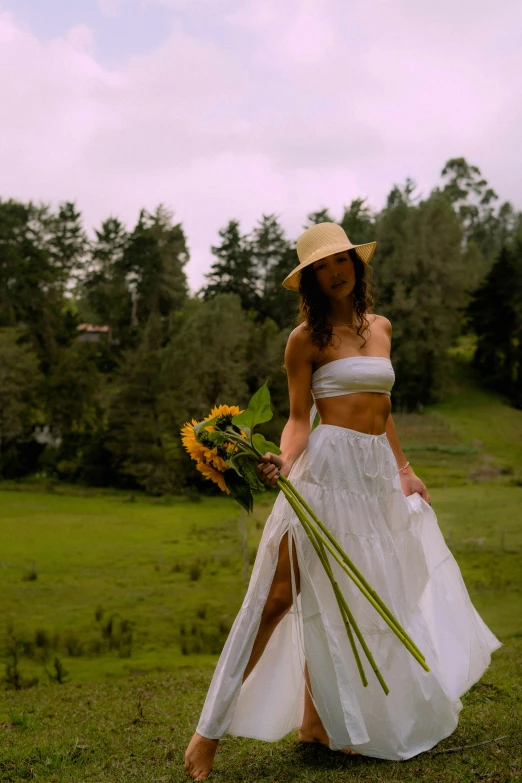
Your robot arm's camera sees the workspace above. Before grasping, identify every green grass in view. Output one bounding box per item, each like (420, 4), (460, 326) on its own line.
(1, 642), (520, 783)
(0, 491), (275, 683)
(1, 357), (522, 781)
(389, 354), (522, 490)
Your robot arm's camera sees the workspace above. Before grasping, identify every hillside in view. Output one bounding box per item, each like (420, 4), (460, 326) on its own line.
(1, 359), (521, 782)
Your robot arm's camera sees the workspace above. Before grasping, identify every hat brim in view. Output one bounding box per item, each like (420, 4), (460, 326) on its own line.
(282, 240), (377, 291)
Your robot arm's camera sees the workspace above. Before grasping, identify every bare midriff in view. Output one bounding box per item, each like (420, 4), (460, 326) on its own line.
(315, 392), (391, 436)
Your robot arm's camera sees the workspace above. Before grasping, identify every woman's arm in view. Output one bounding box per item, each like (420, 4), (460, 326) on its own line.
(383, 317), (430, 504)
(384, 413), (410, 471)
(385, 413), (431, 504)
(257, 326), (314, 487)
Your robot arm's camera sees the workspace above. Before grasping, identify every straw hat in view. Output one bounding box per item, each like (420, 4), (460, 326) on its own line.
(282, 222), (376, 291)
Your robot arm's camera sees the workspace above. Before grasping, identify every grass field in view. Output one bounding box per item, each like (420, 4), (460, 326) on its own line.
(1, 359), (522, 782)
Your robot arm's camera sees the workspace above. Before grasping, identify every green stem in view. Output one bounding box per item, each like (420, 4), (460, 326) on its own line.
(224, 432), (258, 458)
(280, 484), (390, 694)
(280, 474), (427, 665)
(278, 479), (429, 674)
(314, 518), (428, 672)
(230, 437), (429, 679)
(330, 576), (389, 695)
(278, 484), (370, 689)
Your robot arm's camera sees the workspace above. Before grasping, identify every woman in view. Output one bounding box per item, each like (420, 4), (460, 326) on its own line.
(184, 222), (500, 781)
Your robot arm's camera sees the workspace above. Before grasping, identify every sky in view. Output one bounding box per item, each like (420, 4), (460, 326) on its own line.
(1, 0), (521, 292)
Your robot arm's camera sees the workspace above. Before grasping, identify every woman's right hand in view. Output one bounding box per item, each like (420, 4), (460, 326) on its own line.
(256, 452), (289, 488)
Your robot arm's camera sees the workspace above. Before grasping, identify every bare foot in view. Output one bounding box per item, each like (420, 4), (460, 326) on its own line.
(184, 732), (219, 780)
(299, 724), (358, 756)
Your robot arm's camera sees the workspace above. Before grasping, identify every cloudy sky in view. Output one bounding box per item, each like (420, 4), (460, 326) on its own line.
(1, 0), (521, 290)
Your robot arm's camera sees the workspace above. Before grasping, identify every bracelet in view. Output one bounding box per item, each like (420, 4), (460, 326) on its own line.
(397, 460), (410, 475)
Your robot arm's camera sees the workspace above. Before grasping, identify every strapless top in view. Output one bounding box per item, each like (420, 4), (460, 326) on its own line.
(311, 356), (395, 399)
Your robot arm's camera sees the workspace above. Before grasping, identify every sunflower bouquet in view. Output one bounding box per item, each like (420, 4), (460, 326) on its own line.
(181, 383), (429, 693)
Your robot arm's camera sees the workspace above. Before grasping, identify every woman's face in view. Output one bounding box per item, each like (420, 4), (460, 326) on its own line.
(312, 251), (356, 300)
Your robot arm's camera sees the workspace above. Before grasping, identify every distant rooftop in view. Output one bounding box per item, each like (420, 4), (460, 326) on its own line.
(77, 324), (111, 333)
(76, 324), (112, 343)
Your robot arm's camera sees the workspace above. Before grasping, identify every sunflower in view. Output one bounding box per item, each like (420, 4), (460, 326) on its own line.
(204, 445), (228, 472)
(204, 404), (242, 420)
(183, 407), (248, 479)
(181, 419), (208, 462)
(197, 461), (230, 494)
(226, 435), (247, 454)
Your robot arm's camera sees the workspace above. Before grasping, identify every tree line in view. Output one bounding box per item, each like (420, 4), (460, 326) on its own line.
(0, 158), (521, 492)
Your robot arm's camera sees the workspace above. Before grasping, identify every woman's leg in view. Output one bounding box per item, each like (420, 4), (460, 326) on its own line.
(242, 531), (300, 681)
(299, 666), (358, 755)
(184, 532), (303, 781)
(300, 663), (330, 744)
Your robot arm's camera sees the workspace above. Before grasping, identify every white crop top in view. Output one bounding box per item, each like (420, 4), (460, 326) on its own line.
(311, 356), (395, 399)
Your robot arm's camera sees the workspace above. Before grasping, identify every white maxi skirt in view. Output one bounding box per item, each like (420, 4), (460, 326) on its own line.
(196, 423), (501, 760)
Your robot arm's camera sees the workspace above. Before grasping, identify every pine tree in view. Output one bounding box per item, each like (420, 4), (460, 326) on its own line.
(82, 217), (132, 338)
(468, 242), (522, 407)
(203, 220), (260, 312)
(340, 199), (376, 244)
(0, 199), (70, 368)
(374, 189), (468, 409)
(47, 201), (89, 288)
(122, 206), (189, 336)
(249, 214), (296, 326)
(304, 208), (336, 227)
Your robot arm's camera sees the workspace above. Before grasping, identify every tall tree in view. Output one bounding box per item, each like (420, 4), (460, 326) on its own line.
(468, 242), (522, 408)
(81, 217), (132, 338)
(47, 201), (89, 287)
(43, 339), (111, 482)
(122, 206), (189, 336)
(0, 328), (41, 477)
(203, 220), (260, 312)
(374, 190), (468, 409)
(245, 317), (291, 441)
(0, 199), (72, 367)
(340, 198), (376, 244)
(108, 315), (176, 494)
(161, 294), (251, 426)
(439, 157), (499, 267)
(372, 183), (413, 311)
(305, 208), (336, 227)
(249, 214), (296, 326)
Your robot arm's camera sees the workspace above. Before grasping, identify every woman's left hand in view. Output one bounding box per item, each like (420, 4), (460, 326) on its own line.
(400, 470), (431, 505)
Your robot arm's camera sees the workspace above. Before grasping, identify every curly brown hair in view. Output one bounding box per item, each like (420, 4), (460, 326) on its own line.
(297, 248), (376, 350)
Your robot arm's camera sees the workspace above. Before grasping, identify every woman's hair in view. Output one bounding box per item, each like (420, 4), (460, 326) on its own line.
(297, 248), (375, 350)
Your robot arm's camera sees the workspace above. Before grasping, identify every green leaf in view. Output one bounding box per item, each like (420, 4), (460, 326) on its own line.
(232, 382), (273, 431)
(234, 424), (251, 439)
(252, 432), (281, 456)
(194, 416), (218, 436)
(224, 470), (253, 513)
(240, 458), (266, 492)
(227, 452), (265, 491)
(225, 452), (249, 479)
(201, 429), (227, 446)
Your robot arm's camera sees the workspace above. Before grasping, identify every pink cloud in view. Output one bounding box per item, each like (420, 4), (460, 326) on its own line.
(0, 2), (521, 293)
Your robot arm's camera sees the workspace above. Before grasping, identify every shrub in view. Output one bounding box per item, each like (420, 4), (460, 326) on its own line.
(3, 631), (39, 690)
(64, 633), (83, 657)
(46, 655), (69, 685)
(22, 561), (38, 581)
(34, 629), (51, 649)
